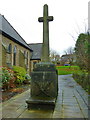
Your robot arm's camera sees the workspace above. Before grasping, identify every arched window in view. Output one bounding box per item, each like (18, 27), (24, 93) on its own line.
(13, 46), (17, 53)
(24, 51), (27, 59)
(24, 51), (26, 56)
(13, 46), (17, 65)
(27, 52), (28, 65)
(7, 43), (12, 53)
(27, 52), (28, 58)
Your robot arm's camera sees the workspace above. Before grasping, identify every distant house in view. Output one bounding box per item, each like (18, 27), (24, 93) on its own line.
(60, 54), (76, 66)
(0, 14), (33, 73)
(28, 43), (42, 71)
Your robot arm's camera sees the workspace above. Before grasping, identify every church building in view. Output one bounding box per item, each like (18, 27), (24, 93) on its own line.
(28, 43), (42, 71)
(0, 14), (33, 73)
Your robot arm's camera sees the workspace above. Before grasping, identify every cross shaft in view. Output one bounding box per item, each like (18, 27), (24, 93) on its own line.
(38, 4), (53, 62)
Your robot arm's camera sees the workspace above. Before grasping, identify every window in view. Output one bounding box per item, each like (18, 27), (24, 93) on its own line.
(24, 51), (26, 57)
(7, 43), (12, 53)
(13, 46), (17, 65)
(27, 52), (28, 58)
(25, 51), (29, 68)
(27, 52), (28, 65)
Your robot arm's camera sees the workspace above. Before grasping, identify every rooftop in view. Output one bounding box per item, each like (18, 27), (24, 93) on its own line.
(28, 43), (42, 60)
(0, 14), (32, 51)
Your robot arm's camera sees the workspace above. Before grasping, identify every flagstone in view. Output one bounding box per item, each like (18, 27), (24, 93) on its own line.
(1, 75), (89, 118)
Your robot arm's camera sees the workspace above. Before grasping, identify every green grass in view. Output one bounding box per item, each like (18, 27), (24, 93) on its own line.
(56, 66), (80, 75)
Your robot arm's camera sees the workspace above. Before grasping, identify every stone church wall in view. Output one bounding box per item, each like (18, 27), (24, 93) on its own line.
(19, 50), (27, 70)
(2, 35), (31, 74)
(0, 34), (2, 67)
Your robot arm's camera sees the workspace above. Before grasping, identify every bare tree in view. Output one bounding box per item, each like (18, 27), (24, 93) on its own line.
(64, 47), (74, 55)
(68, 19), (88, 42)
(50, 49), (60, 64)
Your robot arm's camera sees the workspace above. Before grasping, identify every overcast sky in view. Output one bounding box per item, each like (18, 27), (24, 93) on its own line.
(0, 0), (89, 55)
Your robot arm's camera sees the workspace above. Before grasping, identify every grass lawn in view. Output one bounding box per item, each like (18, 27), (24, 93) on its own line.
(56, 66), (80, 75)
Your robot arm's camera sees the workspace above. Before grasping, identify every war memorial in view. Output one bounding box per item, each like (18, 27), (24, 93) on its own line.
(1, 3), (89, 119)
(26, 4), (58, 109)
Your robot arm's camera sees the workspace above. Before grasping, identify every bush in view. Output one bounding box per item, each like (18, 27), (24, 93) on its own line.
(13, 66), (26, 84)
(73, 71), (90, 94)
(75, 33), (89, 70)
(0, 66), (30, 90)
(1, 67), (16, 90)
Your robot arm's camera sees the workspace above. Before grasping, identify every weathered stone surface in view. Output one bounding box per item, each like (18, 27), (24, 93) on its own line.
(38, 4), (53, 62)
(26, 4), (58, 108)
(34, 62), (57, 71)
(26, 97), (55, 110)
(1, 75), (88, 118)
(31, 71), (58, 98)
(26, 63), (58, 108)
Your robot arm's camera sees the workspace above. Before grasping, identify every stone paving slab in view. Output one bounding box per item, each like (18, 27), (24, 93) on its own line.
(52, 75), (88, 118)
(0, 74), (89, 119)
(18, 109), (53, 118)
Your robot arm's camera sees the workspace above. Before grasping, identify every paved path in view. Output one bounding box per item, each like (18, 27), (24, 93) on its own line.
(53, 75), (88, 118)
(0, 75), (89, 119)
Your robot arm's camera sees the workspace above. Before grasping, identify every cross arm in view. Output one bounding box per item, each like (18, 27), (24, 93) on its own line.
(38, 17), (43, 22)
(47, 16), (54, 21)
(38, 16), (54, 22)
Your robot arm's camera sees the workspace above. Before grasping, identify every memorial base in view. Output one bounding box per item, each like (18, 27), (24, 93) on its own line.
(26, 62), (58, 109)
(26, 97), (56, 109)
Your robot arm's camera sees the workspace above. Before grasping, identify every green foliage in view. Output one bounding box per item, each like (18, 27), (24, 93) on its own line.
(13, 66), (26, 84)
(74, 33), (90, 93)
(2, 67), (11, 84)
(0, 66), (30, 90)
(73, 71), (90, 94)
(75, 33), (89, 70)
(0, 67), (16, 90)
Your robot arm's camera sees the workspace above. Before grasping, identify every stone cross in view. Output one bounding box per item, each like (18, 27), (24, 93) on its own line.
(38, 4), (53, 62)
(26, 5), (58, 108)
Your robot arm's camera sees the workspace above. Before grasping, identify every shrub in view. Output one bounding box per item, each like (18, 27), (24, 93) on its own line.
(13, 66), (26, 84)
(1, 67), (16, 90)
(2, 67), (10, 84)
(75, 33), (89, 70)
(73, 71), (90, 94)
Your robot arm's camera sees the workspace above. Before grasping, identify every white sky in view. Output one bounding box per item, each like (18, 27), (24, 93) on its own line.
(0, 0), (89, 55)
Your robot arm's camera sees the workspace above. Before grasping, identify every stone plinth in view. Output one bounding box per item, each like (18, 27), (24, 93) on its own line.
(26, 62), (58, 109)
(26, 4), (58, 109)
